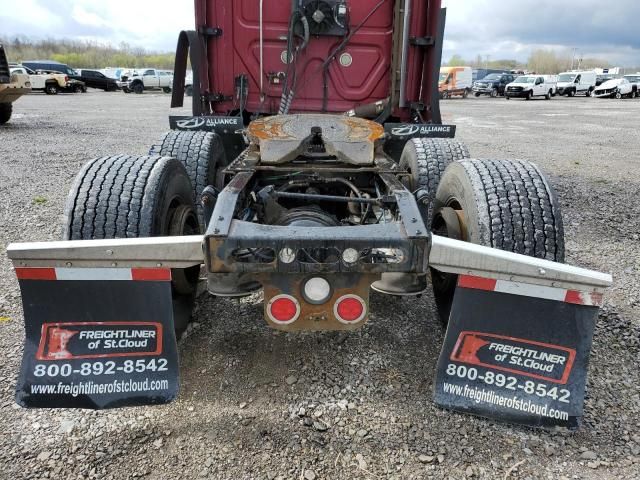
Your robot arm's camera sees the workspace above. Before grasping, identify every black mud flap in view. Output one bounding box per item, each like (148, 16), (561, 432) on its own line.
(14, 267), (179, 410)
(434, 275), (603, 429)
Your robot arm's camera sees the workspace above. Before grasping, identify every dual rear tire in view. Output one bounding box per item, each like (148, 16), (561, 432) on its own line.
(391, 138), (565, 326)
(430, 159), (565, 323)
(64, 155), (201, 337)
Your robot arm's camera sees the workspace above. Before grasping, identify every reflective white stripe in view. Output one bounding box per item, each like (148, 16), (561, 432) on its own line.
(54, 268), (133, 281)
(494, 280), (567, 303)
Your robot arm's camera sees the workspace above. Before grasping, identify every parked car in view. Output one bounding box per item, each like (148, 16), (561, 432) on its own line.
(10, 66), (70, 95)
(593, 78), (635, 99)
(73, 69), (119, 91)
(120, 69), (173, 94)
(505, 75), (554, 100)
(472, 73), (516, 97)
(472, 68), (511, 82)
(596, 75), (615, 87)
(21, 60), (76, 76)
(1, 44), (31, 124)
(622, 74), (640, 97)
(185, 71), (194, 96)
(556, 70), (597, 97)
(439, 66), (472, 99)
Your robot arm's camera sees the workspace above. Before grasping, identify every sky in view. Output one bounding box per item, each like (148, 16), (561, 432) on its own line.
(0, 0), (639, 66)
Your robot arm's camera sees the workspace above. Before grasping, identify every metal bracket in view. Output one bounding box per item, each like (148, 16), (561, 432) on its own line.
(198, 26), (223, 37)
(410, 36), (435, 46)
(205, 93), (233, 103)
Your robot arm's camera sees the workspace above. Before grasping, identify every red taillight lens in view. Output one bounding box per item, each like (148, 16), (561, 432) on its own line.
(334, 295), (366, 324)
(65, 75), (69, 82)
(267, 295), (300, 324)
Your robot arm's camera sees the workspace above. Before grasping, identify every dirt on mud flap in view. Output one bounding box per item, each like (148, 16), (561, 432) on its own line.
(14, 267), (179, 410)
(434, 275), (603, 429)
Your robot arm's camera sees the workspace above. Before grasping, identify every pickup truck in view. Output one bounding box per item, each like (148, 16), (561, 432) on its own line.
(505, 75), (554, 100)
(119, 69), (173, 94)
(10, 66), (70, 95)
(1, 45), (31, 124)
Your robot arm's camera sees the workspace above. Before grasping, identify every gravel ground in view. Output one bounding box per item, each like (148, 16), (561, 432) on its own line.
(0, 91), (639, 480)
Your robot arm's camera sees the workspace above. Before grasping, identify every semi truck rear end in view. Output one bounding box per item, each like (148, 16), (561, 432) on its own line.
(7, 0), (611, 429)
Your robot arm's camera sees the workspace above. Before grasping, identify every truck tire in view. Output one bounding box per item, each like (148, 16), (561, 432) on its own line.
(45, 82), (59, 95)
(399, 138), (470, 223)
(63, 155), (200, 337)
(490, 88), (498, 98)
(150, 130), (226, 229)
(430, 159), (565, 324)
(132, 81), (144, 94)
(185, 85), (193, 97)
(0, 103), (12, 125)
(163, 87), (172, 94)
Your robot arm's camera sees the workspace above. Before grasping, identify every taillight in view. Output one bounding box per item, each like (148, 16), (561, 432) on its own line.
(267, 294), (300, 325)
(65, 75), (69, 82)
(334, 295), (366, 324)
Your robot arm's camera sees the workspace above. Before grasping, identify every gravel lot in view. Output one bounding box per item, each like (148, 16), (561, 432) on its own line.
(1, 91), (639, 480)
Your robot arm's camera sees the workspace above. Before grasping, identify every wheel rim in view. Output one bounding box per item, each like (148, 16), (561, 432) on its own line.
(167, 203), (200, 296)
(430, 205), (466, 324)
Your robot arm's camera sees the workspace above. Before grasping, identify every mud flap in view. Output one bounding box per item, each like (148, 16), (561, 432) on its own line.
(434, 275), (603, 429)
(14, 267), (179, 410)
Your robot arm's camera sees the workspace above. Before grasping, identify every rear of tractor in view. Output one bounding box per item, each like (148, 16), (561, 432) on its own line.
(8, 1), (611, 429)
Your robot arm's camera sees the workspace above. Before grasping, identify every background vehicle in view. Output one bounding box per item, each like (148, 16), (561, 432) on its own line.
(472, 72), (515, 97)
(184, 71), (194, 96)
(120, 68), (173, 94)
(22, 60), (76, 76)
(505, 75), (554, 100)
(10, 66), (69, 95)
(0, 44), (32, 124)
(541, 75), (558, 96)
(596, 75), (615, 87)
(7, 0), (611, 432)
(73, 69), (119, 91)
(472, 68), (511, 82)
(439, 66), (472, 98)
(556, 70), (596, 97)
(593, 78), (634, 99)
(622, 74), (640, 97)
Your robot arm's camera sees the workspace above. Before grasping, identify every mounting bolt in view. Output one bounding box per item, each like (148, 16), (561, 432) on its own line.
(218, 216), (225, 221)
(539, 268), (546, 275)
(411, 218), (418, 223)
(65, 262), (72, 267)
(157, 263), (163, 267)
(106, 249), (114, 256)
(416, 230), (423, 235)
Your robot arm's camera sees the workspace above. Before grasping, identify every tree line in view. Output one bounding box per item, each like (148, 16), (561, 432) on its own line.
(1, 36), (176, 70)
(446, 49), (616, 74)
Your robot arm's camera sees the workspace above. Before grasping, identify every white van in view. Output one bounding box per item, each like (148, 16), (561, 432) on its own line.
(556, 70), (597, 97)
(542, 75), (558, 96)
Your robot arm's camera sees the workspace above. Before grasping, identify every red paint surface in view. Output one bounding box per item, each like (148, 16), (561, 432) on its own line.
(194, 0), (442, 119)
